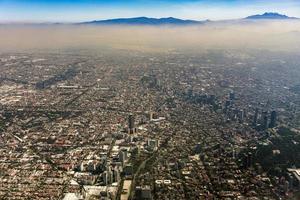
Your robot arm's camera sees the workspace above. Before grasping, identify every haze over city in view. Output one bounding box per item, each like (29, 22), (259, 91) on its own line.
(0, 1), (300, 200)
(1, 20), (300, 52)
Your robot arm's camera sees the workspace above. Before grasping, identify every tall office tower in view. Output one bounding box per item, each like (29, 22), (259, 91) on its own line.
(238, 110), (244, 123)
(149, 112), (154, 121)
(242, 152), (253, 169)
(119, 149), (128, 165)
(109, 170), (114, 184)
(103, 171), (109, 185)
(229, 91), (235, 101)
(128, 114), (135, 134)
(141, 186), (152, 200)
(247, 152), (253, 168)
(195, 143), (202, 154)
(253, 108), (259, 127)
(225, 100), (231, 110)
(135, 186), (142, 200)
(113, 168), (120, 183)
(242, 153), (248, 169)
(262, 111), (269, 130)
(232, 148), (236, 159)
(269, 111), (277, 128)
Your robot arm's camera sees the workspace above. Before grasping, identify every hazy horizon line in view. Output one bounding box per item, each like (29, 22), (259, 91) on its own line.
(0, 12), (298, 24)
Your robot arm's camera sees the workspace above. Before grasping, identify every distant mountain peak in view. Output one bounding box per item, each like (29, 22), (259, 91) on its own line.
(246, 12), (297, 20)
(79, 17), (201, 25)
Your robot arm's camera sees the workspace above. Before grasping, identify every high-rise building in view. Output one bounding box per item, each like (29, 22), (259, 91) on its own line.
(195, 143), (202, 154)
(253, 108), (259, 127)
(149, 112), (154, 121)
(232, 148), (236, 159)
(262, 111), (268, 130)
(103, 171), (109, 185)
(242, 152), (253, 169)
(247, 152), (253, 168)
(119, 149), (128, 165)
(238, 110), (244, 123)
(229, 92), (235, 101)
(123, 164), (133, 176)
(113, 168), (120, 183)
(141, 185), (152, 200)
(135, 186), (142, 199)
(128, 114), (135, 134)
(136, 185), (152, 200)
(269, 110), (277, 128)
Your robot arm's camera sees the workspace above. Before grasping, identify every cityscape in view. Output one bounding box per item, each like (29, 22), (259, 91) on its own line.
(0, 49), (299, 199)
(0, 0), (300, 200)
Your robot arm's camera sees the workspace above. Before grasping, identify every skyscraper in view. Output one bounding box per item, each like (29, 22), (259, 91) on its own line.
(128, 114), (135, 134)
(238, 110), (244, 123)
(253, 108), (259, 127)
(229, 92), (235, 101)
(149, 112), (154, 121)
(261, 111), (269, 130)
(269, 111), (277, 128)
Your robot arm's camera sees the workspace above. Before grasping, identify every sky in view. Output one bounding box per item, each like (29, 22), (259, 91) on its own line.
(0, 0), (300, 23)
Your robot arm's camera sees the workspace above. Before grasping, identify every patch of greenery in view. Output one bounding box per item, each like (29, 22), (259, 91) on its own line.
(277, 127), (296, 137)
(242, 128), (300, 176)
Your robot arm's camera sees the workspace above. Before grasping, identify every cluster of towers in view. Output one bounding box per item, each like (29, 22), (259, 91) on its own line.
(223, 91), (278, 130)
(253, 109), (277, 130)
(103, 166), (121, 185)
(224, 92), (245, 123)
(127, 112), (155, 134)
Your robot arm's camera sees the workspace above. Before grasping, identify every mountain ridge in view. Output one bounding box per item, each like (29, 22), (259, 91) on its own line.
(245, 12), (298, 20)
(78, 12), (298, 26)
(79, 17), (201, 25)
(0, 13), (298, 26)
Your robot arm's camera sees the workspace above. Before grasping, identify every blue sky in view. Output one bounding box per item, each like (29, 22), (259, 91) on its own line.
(1, 0), (300, 22)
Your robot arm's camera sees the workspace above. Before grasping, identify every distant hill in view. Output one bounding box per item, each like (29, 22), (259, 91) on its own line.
(78, 13), (298, 26)
(245, 12), (298, 20)
(1, 13), (298, 26)
(79, 17), (201, 25)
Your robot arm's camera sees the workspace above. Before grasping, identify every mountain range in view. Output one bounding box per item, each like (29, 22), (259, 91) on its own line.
(1, 12), (298, 26)
(80, 17), (201, 25)
(245, 12), (297, 20)
(79, 12), (298, 26)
